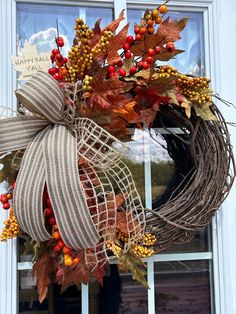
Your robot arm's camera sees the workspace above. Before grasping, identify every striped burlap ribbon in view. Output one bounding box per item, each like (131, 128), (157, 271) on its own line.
(0, 71), (102, 249)
(0, 71), (146, 252)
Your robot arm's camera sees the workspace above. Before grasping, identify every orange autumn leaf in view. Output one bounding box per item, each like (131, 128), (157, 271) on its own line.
(112, 101), (139, 123)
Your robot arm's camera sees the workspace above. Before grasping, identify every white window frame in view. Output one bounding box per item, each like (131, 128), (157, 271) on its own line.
(1, 0), (236, 313)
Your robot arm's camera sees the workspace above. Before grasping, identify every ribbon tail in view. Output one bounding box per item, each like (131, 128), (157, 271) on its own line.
(14, 126), (52, 242)
(44, 124), (101, 250)
(0, 115), (49, 153)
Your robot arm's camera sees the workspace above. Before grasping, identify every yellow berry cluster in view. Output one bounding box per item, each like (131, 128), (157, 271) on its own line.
(68, 18), (113, 81)
(118, 231), (129, 243)
(83, 75), (93, 91)
(141, 233), (157, 246)
(68, 18), (94, 81)
(106, 240), (122, 256)
(177, 75), (212, 104)
(131, 244), (154, 258)
(0, 215), (20, 242)
(156, 65), (212, 105)
(156, 65), (178, 78)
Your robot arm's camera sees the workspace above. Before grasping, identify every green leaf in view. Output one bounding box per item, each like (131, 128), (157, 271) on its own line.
(192, 102), (218, 121)
(118, 252), (148, 288)
(0, 153), (17, 184)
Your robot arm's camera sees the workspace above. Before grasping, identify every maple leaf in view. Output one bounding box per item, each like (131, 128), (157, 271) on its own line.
(92, 263), (108, 286)
(0, 153), (17, 184)
(56, 259), (89, 294)
(103, 10), (125, 33)
(154, 49), (185, 62)
(155, 17), (189, 46)
(130, 17), (188, 57)
(88, 72), (132, 109)
(118, 252), (148, 288)
(106, 23), (129, 65)
(33, 252), (55, 303)
(130, 86), (170, 125)
(193, 101), (217, 121)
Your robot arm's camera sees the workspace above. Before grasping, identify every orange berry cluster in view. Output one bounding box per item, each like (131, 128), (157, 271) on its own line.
(43, 190), (80, 267)
(156, 65), (212, 104)
(134, 4), (168, 39)
(48, 36), (68, 81)
(68, 18), (113, 81)
(0, 215), (20, 242)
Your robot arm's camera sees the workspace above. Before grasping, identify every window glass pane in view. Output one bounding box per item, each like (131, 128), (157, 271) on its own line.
(154, 260), (212, 313)
(89, 265), (148, 314)
(17, 3), (113, 54)
(127, 10), (205, 75)
(19, 271), (82, 314)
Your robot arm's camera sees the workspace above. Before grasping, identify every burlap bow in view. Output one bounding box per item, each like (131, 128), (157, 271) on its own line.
(0, 71), (145, 251)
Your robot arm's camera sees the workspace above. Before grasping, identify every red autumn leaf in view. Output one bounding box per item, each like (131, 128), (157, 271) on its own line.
(131, 107), (159, 126)
(117, 211), (141, 235)
(131, 86), (170, 126)
(33, 252), (55, 303)
(88, 72), (132, 109)
(56, 261), (89, 294)
(103, 10), (125, 33)
(106, 23), (129, 65)
(92, 263), (108, 286)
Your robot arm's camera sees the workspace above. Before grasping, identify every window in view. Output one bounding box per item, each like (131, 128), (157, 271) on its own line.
(0, 1), (224, 313)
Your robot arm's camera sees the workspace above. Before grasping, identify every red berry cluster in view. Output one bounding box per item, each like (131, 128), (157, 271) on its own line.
(43, 189), (80, 267)
(48, 36), (68, 81)
(0, 192), (12, 210)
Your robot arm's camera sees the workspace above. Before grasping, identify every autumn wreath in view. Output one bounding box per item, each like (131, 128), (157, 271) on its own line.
(0, 1), (235, 301)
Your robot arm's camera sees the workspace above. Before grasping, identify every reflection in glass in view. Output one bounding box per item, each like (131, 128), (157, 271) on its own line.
(17, 3), (113, 54)
(19, 269), (82, 314)
(122, 129), (146, 204)
(127, 10), (205, 75)
(154, 260), (212, 313)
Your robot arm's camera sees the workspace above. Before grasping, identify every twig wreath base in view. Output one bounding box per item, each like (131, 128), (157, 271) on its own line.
(146, 103), (235, 251)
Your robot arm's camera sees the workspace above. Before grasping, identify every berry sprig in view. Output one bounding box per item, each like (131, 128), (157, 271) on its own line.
(43, 189), (81, 267)
(155, 65), (212, 104)
(68, 18), (113, 82)
(134, 3), (168, 40)
(0, 214), (20, 242)
(0, 192), (12, 210)
(48, 36), (68, 82)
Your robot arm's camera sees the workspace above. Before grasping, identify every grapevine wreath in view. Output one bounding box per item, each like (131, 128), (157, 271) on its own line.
(0, 1), (235, 301)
